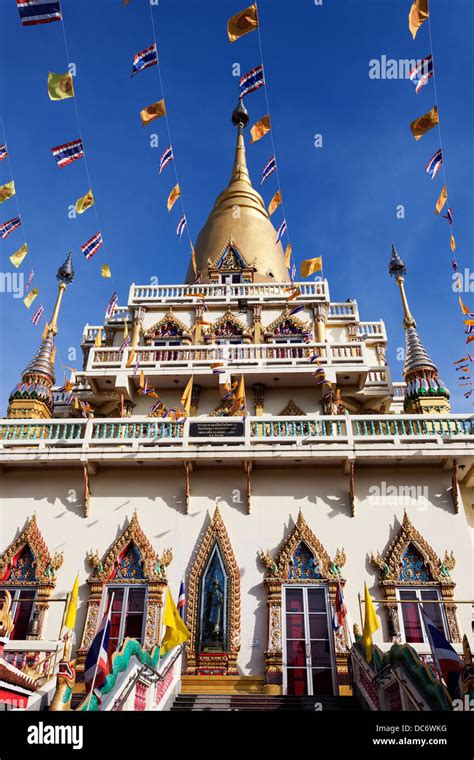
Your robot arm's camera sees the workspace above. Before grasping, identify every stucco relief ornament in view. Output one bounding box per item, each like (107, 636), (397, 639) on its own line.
(258, 549), (278, 576)
(330, 548), (346, 576)
(156, 548), (173, 580)
(439, 550), (455, 578)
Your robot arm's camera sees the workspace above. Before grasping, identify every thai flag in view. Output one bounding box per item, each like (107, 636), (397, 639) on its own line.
(84, 598), (113, 694)
(105, 291), (118, 319)
(260, 155), (276, 185)
(291, 262), (297, 282)
(409, 54), (433, 94)
(51, 139), (84, 168)
(159, 146), (173, 174)
(31, 304), (44, 325)
(0, 144), (7, 161)
(81, 232), (103, 261)
(119, 336), (131, 354)
(332, 580), (347, 631)
(276, 219), (287, 244)
(0, 216), (21, 239)
(131, 43), (157, 77)
(420, 607), (462, 696)
(25, 270), (34, 291)
(176, 215), (186, 239)
(16, 0), (62, 26)
(426, 148), (443, 180)
(443, 208), (453, 225)
(177, 580), (186, 619)
(240, 65), (265, 97)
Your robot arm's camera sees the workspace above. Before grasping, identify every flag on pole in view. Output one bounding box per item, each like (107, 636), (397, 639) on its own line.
(131, 43), (157, 76)
(250, 114), (271, 143)
(105, 291), (118, 319)
(0, 144), (7, 161)
(140, 99), (166, 126)
(443, 208), (453, 225)
(47, 71), (74, 100)
(181, 376), (193, 415)
(227, 3), (259, 42)
(31, 304), (44, 325)
(64, 575), (79, 631)
(426, 148), (443, 179)
(75, 189), (94, 215)
(434, 185), (448, 214)
(409, 54), (433, 93)
(101, 263), (111, 278)
(81, 232), (103, 260)
(362, 583), (380, 663)
(16, 0), (62, 26)
(176, 215), (186, 239)
(240, 65), (265, 98)
(177, 580), (186, 619)
(9, 243), (28, 268)
(0, 216), (21, 238)
(167, 183), (181, 212)
(410, 105), (438, 140)
(25, 269), (34, 290)
(159, 146), (173, 174)
(420, 607), (462, 696)
(300, 256), (322, 278)
(332, 580), (347, 632)
(284, 243), (292, 268)
(408, 0), (429, 39)
(51, 139), (84, 167)
(23, 287), (39, 308)
(450, 234), (456, 252)
(84, 597), (112, 693)
(260, 155), (276, 185)
(276, 219), (287, 244)
(0, 181), (16, 204)
(160, 588), (191, 655)
(268, 190), (282, 216)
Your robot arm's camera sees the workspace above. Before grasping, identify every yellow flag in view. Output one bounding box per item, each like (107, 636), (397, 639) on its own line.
(450, 234), (456, 252)
(123, 320), (128, 340)
(362, 583), (380, 663)
(408, 0), (429, 39)
(101, 263), (111, 278)
(24, 288), (39, 308)
(140, 99), (166, 126)
(190, 242), (197, 275)
(300, 256), (323, 278)
(139, 370), (145, 389)
(167, 183), (181, 212)
(434, 185), (447, 214)
(0, 181), (15, 204)
(268, 190), (282, 217)
(64, 575), (79, 630)
(75, 189), (94, 215)
(160, 588), (191, 655)
(126, 350), (136, 368)
(41, 322), (50, 340)
(227, 3), (259, 43)
(284, 243), (292, 268)
(231, 374), (246, 414)
(459, 296), (472, 315)
(9, 243), (28, 268)
(48, 72), (75, 101)
(94, 329), (102, 348)
(181, 376), (193, 415)
(410, 105), (438, 141)
(250, 114), (271, 143)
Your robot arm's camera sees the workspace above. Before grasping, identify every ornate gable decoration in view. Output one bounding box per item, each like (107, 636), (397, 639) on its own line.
(213, 240), (248, 272)
(86, 512), (172, 583)
(0, 515), (63, 584)
(204, 309), (253, 343)
(143, 308), (192, 344)
(263, 308), (311, 340)
(279, 399), (305, 416)
(259, 511), (345, 581)
(369, 512), (455, 585)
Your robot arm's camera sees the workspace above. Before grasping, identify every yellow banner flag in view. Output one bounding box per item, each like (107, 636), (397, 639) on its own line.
(24, 287), (39, 308)
(64, 575), (79, 630)
(227, 3), (259, 43)
(126, 350), (136, 368)
(95, 329), (102, 348)
(284, 243), (292, 268)
(0, 181), (15, 204)
(101, 263), (111, 278)
(75, 188), (94, 215)
(9, 242), (28, 268)
(140, 99), (166, 126)
(160, 588), (191, 654)
(167, 183), (181, 212)
(410, 105), (438, 141)
(434, 185), (447, 214)
(48, 72), (75, 101)
(450, 234), (456, 252)
(408, 0), (429, 39)
(459, 296), (472, 315)
(300, 256), (323, 278)
(190, 242), (197, 275)
(362, 583), (380, 663)
(181, 376), (193, 415)
(250, 114), (271, 143)
(268, 190), (282, 216)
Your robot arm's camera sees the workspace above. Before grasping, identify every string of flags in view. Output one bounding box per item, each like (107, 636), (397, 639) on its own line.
(404, 0), (472, 402)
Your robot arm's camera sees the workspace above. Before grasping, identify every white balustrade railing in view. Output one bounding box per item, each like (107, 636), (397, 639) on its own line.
(129, 280), (330, 304)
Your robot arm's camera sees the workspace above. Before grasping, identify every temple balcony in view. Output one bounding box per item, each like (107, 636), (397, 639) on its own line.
(0, 414), (472, 471)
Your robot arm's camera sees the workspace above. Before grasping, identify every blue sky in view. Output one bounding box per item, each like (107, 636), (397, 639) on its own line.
(0, 0), (472, 412)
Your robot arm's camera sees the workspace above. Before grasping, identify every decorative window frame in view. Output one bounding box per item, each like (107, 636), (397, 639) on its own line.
(0, 515), (63, 639)
(263, 308), (311, 341)
(278, 399), (305, 416)
(77, 512), (172, 670)
(143, 307), (192, 345)
(369, 511), (460, 643)
(185, 506), (241, 675)
(203, 309), (253, 344)
(258, 510), (348, 693)
(207, 239), (256, 283)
